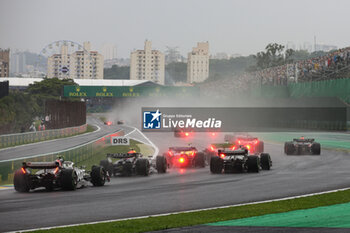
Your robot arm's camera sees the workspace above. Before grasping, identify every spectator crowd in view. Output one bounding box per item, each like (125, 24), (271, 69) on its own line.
(199, 46), (350, 98)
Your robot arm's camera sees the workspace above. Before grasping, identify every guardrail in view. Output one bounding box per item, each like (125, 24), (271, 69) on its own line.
(0, 124), (88, 149)
(0, 130), (124, 185)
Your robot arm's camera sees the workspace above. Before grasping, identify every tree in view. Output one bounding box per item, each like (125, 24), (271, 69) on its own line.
(104, 65), (130, 79)
(0, 78), (77, 134)
(27, 78), (76, 114)
(165, 62), (187, 84)
(253, 43), (295, 70)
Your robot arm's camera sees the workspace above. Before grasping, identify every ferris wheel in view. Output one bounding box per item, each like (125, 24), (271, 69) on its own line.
(34, 40), (96, 79)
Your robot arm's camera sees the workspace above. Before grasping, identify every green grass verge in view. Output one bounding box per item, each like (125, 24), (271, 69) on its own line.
(30, 189), (350, 233)
(99, 116), (106, 123)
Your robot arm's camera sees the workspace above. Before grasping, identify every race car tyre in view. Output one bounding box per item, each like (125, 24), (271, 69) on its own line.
(156, 156), (167, 173)
(136, 158), (150, 176)
(247, 156), (259, 173)
(194, 152), (205, 168)
(210, 156), (223, 174)
(99, 159), (114, 177)
(123, 161), (133, 176)
(61, 169), (77, 190)
(162, 152), (172, 168)
(14, 169), (30, 192)
(91, 166), (106, 186)
(257, 141), (264, 153)
(284, 142), (295, 155)
(260, 153), (271, 170)
(311, 142), (321, 155)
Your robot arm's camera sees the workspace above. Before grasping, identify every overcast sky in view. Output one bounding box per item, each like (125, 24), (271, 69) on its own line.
(1, 0), (350, 58)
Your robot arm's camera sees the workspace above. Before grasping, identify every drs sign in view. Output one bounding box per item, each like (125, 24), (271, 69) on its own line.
(111, 137), (130, 145)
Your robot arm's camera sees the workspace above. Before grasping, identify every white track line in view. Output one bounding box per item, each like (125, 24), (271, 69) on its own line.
(9, 187), (350, 233)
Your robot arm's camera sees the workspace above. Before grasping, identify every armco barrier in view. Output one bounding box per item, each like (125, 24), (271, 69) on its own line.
(0, 124), (87, 149)
(0, 130), (124, 185)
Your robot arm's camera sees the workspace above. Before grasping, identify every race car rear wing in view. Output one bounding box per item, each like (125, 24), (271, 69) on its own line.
(107, 153), (141, 159)
(218, 149), (247, 155)
(293, 138), (315, 143)
(23, 161), (60, 169)
(169, 147), (197, 151)
(236, 137), (258, 141)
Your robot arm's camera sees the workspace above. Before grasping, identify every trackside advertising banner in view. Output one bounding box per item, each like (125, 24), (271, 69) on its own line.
(63, 86), (199, 98)
(141, 107), (347, 132)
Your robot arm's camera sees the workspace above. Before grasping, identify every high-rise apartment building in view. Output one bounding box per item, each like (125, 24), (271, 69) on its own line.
(130, 40), (165, 84)
(101, 43), (117, 60)
(187, 42), (209, 83)
(10, 51), (27, 75)
(0, 49), (10, 77)
(47, 42), (104, 79)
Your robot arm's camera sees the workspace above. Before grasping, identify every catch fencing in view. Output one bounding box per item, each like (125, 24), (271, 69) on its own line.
(0, 124), (87, 149)
(0, 130), (124, 185)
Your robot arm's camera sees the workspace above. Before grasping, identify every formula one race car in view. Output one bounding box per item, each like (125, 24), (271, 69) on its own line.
(210, 147), (272, 174)
(117, 120), (125, 125)
(104, 120), (113, 126)
(224, 134), (264, 153)
(162, 146), (205, 168)
(100, 150), (152, 176)
(204, 142), (237, 161)
(284, 137), (321, 155)
(14, 158), (109, 192)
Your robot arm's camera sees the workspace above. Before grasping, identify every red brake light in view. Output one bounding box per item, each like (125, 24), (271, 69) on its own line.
(231, 146), (236, 150)
(185, 132), (189, 136)
(210, 145), (215, 152)
(21, 167), (26, 174)
(254, 140), (258, 144)
(220, 153), (225, 159)
(238, 140), (241, 144)
(179, 157), (185, 163)
(168, 151), (173, 156)
(246, 145), (251, 150)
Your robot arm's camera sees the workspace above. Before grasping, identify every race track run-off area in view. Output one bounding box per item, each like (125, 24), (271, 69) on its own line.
(0, 130), (350, 232)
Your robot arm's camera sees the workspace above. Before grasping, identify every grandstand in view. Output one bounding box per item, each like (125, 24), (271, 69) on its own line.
(198, 46), (350, 102)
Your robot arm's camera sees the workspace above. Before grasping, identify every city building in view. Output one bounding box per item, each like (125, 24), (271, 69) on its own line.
(165, 46), (185, 64)
(187, 42), (209, 83)
(211, 52), (229, 60)
(0, 49), (10, 77)
(101, 43), (117, 60)
(315, 44), (337, 52)
(104, 58), (130, 68)
(130, 40), (165, 85)
(286, 41), (296, 50)
(303, 42), (313, 53)
(10, 50), (26, 75)
(47, 42), (104, 79)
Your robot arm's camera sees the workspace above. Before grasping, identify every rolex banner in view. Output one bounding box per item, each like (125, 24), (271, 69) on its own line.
(63, 86), (200, 98)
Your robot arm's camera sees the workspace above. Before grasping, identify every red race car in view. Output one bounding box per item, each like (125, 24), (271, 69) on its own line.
(162, 146), (205, 168)
(224, 134), (264, 154)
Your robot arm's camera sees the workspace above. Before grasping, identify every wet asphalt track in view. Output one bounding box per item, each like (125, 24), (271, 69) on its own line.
(0, 116), (129, 162)
(0, 131), (350, 232)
